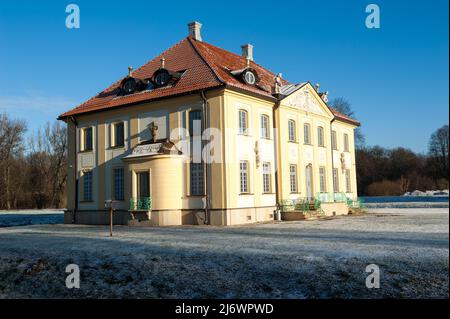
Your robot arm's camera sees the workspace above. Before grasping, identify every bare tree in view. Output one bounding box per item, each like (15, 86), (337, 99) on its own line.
(0, 113), (27, 209)
(428, 125), (449, 180)
(330, 97), (366, 149)
(28, 121), (67, 208)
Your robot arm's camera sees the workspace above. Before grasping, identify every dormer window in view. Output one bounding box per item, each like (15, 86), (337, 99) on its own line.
(231, 68), (259, 86)
(152, 68), (183, 88)
(243, 70), (256, 85)
(120, 77), (148, 95)
(154, 69), (171, 87)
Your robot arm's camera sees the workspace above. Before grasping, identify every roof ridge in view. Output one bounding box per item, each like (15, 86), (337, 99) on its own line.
(195, 39), (290, 84)
(187, 36), (226, 85)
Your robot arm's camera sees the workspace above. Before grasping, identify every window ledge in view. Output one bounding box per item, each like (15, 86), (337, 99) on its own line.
(239, 193), (254, 196)
(78, 149), (93, 154)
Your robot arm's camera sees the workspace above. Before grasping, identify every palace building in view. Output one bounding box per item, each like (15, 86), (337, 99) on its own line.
(58, 22), (360, 226)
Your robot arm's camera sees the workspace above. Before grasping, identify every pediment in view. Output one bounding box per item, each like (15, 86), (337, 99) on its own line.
(280, 84), (333, 118)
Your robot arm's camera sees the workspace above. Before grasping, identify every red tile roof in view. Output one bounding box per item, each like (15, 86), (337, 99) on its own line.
(329, 108), (361, 126)
(58, 36), (359, 126)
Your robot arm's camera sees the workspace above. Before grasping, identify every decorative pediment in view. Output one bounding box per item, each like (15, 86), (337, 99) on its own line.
(284, 89), (326, 115)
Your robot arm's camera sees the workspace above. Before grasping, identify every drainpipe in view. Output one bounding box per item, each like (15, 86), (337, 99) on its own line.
(69, 116), (78, 223)
(272, 101), (282, 221)
(330, 118), (336, 202)
(200, 90), (210, 224)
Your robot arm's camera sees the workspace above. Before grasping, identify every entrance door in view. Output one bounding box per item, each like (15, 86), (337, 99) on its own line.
(137, 172), (150, 199)
(305, 165), (313, 201)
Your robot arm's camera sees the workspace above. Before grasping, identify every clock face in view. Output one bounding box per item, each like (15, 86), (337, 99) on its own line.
(155, 71), (171, 86)
(244, 70), (256, 85)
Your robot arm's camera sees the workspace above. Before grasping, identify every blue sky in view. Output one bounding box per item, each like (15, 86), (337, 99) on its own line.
(0, 0), (448, 153)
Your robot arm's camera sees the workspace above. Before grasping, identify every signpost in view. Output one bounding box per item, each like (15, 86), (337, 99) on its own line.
(104, 200), (116, 237)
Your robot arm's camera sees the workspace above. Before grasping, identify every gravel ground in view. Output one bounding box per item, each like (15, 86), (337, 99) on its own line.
(0, 208), (448, 299)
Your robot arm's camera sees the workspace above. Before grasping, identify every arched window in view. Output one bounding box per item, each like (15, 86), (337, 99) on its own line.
(238, 109), (248, 135)
(288, 120), (296, 142)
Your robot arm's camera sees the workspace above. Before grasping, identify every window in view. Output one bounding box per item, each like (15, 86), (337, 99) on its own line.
(189, 110), (204, 196)
(190, 163), (204, 195)
(83, 127), (93, 151)
(318, 126), (324, 146)
(288, 120), (296, 142)
(262, 162), (271, 193)
(238, 109), (248, 135)
(137, 171), (150, 198)
(260, 114), (270, 139)
(319, 166), (326, 193)
(113, 122), (125, 147)
(345, 169), (351, 193)
(240, 161), (249, 193)
(289, 164), (298, 193)
(333, 168), (339, 193)
(344, 133), (349, 152)
(83, 171), (92, 201)
(331, 130), (337, 150)
(303, 123), (311, 144)
(113, 168), (124, 201)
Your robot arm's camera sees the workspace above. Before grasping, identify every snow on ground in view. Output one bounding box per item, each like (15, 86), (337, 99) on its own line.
(0, 210), (63, 227)
(0, 208), (448, 298)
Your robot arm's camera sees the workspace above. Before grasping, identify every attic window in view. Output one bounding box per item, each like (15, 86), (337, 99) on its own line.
(120, 77), (148, 95)
(243, 70), (256, 85)
(152, 68), (183, 88)
(231, 68), (259, 86)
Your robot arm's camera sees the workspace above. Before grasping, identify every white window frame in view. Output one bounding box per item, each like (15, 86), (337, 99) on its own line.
(289, 164), (298, 193)
(240, 161), (249, 194)
(331, 130), (337, 150)
(288, 119), (296, 142)
(238, 109), (248, 135)
(344, 133), (349, 152)
(260, 114), (270, 139)
(262, 162), (271, 193)
(333, 168), (339, 193)
(318, 126), (324, 147)
(303, 123), (311, 145)
(345, 169), (351, 193)
(319, 166), (326, 193)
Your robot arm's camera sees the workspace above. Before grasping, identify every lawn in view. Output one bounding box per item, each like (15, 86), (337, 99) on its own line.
(0, 208), (448, 298)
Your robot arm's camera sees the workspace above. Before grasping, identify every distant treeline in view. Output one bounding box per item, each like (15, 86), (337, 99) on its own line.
(0, 114), (67, 210)
(0, 101), (448, 209)
(330, 97), (449, 196)
(356, 141), (448, 196)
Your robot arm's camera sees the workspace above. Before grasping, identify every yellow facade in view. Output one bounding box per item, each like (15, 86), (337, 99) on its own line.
(64, 84), (358, 226)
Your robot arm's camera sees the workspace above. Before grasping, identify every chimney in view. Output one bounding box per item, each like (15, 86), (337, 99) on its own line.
(241, 44), (254, 61)
(128, 66), (133, 77)
(315, 83), (320, 92)
(188, 21), (202, 41)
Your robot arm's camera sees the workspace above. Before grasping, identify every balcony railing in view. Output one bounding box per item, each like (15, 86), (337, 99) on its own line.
(129, 197), (152, 211)
(280, 193), (364, 213)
